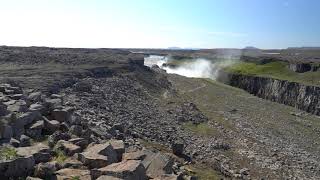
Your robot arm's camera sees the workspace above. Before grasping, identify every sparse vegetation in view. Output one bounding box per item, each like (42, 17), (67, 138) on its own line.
(185, 164), (221, 180)
(225, 61), (320, 86)
(71, 176), (80, 180)
(53, 149), (67, 163)
(0, 147), (18, 161)
(183, 122), (216, 136)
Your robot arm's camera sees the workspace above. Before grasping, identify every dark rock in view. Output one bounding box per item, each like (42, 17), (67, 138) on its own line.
(20, 134), (31, 147)
(9, 138), (20, 147)
(34, 161), (59, 179)
(26, 120), (44, 140)
(0, 155), (35, 179)
(69, 125), (83, 136)
(52, 108), (71, 122)
(172, 140), (184, 156)
(16, 143), (51, 163)
(48, 131), (71, 148)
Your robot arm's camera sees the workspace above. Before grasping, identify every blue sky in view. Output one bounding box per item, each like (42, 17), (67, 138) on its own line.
(0, 0), (319, 49)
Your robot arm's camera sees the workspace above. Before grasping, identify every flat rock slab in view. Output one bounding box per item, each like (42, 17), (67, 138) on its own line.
(78, 142), (117, 169)
(55, 168), (91, 180)
(16, 143), (51, 163)
(93, 160), (147, 180)
(96, 175), (124, 180)
(56, 140), (81, 156)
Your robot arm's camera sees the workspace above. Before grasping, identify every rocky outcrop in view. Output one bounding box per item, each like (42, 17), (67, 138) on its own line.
(288, 63), (312, 73)
(218, 71), (320, 115)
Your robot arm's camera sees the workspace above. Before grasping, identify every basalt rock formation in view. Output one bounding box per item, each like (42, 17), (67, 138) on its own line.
(218, 70), (320, 115)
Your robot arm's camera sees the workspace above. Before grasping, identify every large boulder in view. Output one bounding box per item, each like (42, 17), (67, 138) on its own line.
(54, 168), (91, 180)
(141, 151), (174, 178)
(92, 160), (147, 180)
(11, 111), (42, 137)
(0, 155), (35, 179)
(123, 150), (174, 179)
(78, 142), (117, 169)
(16, 143), (51, 163)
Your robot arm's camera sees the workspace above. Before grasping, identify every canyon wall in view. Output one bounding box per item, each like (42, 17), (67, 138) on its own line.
(218, 71), (320, 115)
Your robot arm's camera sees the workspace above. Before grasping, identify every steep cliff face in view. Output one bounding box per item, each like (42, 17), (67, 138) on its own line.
(218, 71), (320, 115)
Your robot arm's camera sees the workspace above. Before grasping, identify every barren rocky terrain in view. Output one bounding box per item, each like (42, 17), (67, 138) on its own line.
(0, 46), (320, 180)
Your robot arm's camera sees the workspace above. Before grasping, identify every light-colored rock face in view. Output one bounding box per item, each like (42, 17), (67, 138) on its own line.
(142, 151), (174, 178)
(122, 151), (147, 161)
(55, 140), (81, 156)
(55, 168), (92, 180)
(93, 160), (147, 180)
(96, 175), (124, 180)
(16, 143), (51, 163)
(0, 155), (35, 179)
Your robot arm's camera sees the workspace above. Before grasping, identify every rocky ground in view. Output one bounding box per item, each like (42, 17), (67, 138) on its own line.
(0, 46), (320, 179)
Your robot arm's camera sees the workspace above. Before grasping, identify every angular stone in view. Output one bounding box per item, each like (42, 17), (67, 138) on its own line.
(54, 168), (91, 180)
(69, 125), (83, 136)
(0, 121), (13, 141)
(52, 108), (71, 122)
(78, 142), (117, 169)
(122, 151), (147, 161)
(44, 118), (60, 134)
(29, 103), (45, 113)
(48, 131), (71, 148)
(28, 92), (42, 103)
(34, 161), (60, 179)
(44, 98), (62, 111)
(110, 140), (125, 162)
(7, 100), (28, 113)
(26, 120), (44, 139)
(9, 94), (24, 100)
(16, 143), (51, 163)
(20, 134), (31, 147)
(0, 101), (8, 116)
(143, 151), (174, 178)
(60, 158), (83, 169)
(12, 111), (42, 137)
(172, 141), (184, 156)
(92, 160), (147, 180)
(55, 140), (81, 156)
(68, 138), (88, 149)
(0, 155), (35, 179)
(9, 138), (20, 147)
